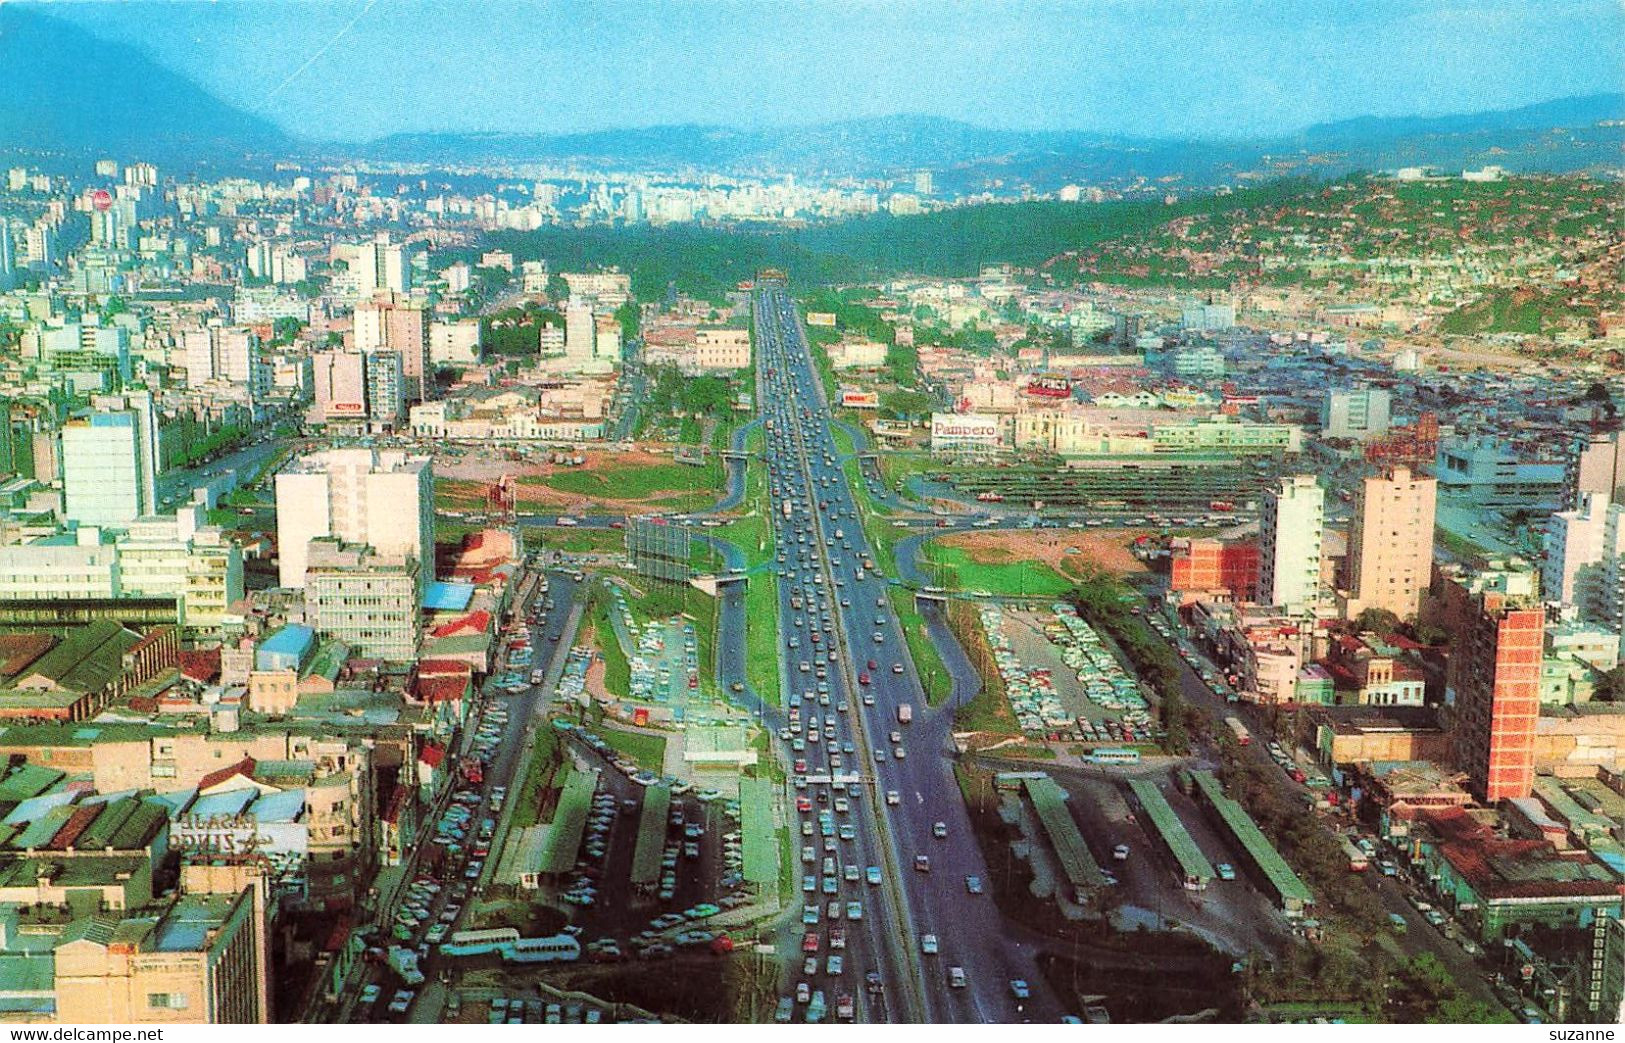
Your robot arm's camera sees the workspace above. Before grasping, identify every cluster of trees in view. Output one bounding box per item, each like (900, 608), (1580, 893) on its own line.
(1068, 570), (1189, 753)
(646, 364), (734, 419)
(453, 178), (1324, 303)
(482, 302), (565, 358)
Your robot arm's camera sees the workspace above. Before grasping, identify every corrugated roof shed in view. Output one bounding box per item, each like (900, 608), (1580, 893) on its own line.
(538, 768), (596, 875)
(0, 765), (66, 803)
(105, 801), (169, 851)
(17, 622), (138, 693)
(1128, 779), (1215, 886)
(630, 784), (671, 887)
(73, 797), (139, 850)
(1189, 770), (1312, 908)
(1024, 776), (1108, 890)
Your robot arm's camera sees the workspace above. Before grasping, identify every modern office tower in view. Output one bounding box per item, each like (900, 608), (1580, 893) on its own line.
(1322, 387), (1393, 441)
(1258, 475), (1325, 614)
(1451, 586), (1545, 802)
(1543, 492), (1617, 615)
(312, 349), (367, 422)
(565, 300), (595, 365)
(60, 391), (158, 525)
(914, 169), (934, 195)
(363, 351), (405, 425)
(374, 232), (408, 294)
(1568, 429), (1625, 507)
(274, 447), (434, 594)
(1345, 465), (1437, 620)
(354, 294), (430, 400)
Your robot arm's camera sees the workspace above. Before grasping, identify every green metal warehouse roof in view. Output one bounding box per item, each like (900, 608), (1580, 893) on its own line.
(740, 778), (777, 887)
(537, 768), (596, 875)
(1188, 771), (1312, 908)
(630, 785), (671, 887)
(1127, 779), (1215, 886)
(1023, 777), (1107, 891)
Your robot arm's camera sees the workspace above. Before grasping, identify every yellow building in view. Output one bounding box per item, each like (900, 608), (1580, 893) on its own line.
(53, 886), (269, 1024)
(1343, 465), (1437, 621)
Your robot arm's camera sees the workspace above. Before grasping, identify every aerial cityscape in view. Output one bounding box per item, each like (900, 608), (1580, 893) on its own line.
(0, 0), (1622, 1029)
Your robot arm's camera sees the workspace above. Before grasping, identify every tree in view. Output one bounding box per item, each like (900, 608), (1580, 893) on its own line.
(545, 273), (571, 303)
(1355, 607), (1402, 637)
(614, 301), (641, 342)
(1597, 665), (1625, 703)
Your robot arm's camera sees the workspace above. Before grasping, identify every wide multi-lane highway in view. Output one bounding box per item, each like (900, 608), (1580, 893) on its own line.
(753, 279), (1057, 1024)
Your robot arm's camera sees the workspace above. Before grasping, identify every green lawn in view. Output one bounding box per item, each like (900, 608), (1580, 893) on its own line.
(890, 587), (951, 706)
(525, 527), (626, 555)
(537, 459), (724, 502)
(921, 543), (1073, 597)
(587, 589), (631, 698)
(845, 456), (905, 576)
(715, 430), (775, 568)
(600, 728), (668, 772)
(745, 572), (782, 706)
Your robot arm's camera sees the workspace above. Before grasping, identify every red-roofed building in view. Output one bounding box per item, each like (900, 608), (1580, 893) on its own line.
(1411, 806), (1625, 942)
(0, 633), (54, 678)
(178, 648), (221, 684)
(198, 756), (257, 793)
(411, 660), (472, 708)
(429, 610), (490, 639)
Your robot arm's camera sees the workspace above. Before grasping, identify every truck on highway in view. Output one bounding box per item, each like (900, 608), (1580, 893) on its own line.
(783, 501), (794, 520)
(1224, 717), (1251, 745)
(896, 704), (912, 725)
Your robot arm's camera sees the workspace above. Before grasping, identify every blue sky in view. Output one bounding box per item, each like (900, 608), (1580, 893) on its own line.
(45, 0), (1625, 141)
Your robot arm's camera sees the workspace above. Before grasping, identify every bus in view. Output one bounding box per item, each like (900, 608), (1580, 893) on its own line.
(1224, 717), (1251, 746)
(1087, 747), (1141, 765)
(502, 934), (582, 964)
(440, 927), (520, 958)
(1340, 834), (1369, 873)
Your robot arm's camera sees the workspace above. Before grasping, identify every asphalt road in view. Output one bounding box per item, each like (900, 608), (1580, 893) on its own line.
(753, 280), (1059, 1024)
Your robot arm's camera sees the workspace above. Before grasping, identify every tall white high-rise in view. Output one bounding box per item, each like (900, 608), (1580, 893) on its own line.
(1258, 475), (1325, 615)
(60, 391), (159, 525)
(1543, 492), (1614, 613)
(565, 300), (595, 364)
(274, 448), (434, 592)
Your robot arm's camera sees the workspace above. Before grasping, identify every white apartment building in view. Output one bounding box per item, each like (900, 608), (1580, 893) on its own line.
(0, 508), (243, 631)
(1543, 493), (1616, 614)
(429, 319), (482, 366)
(1322, 387), (1393, 441)
(1259, 475), (1325, 615)
(274, 448), (434, 594)
(60, 393), (159, 526)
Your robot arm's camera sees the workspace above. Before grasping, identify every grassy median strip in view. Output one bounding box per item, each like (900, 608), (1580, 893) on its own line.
(745, 571), (782, 706)
(890, 587), (951, 706)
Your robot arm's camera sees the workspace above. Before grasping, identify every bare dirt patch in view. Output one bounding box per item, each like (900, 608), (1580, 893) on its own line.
(939, 527), (1149, 578)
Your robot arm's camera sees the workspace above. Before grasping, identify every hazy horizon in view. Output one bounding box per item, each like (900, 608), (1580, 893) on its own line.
(33, 0), (1625, 144)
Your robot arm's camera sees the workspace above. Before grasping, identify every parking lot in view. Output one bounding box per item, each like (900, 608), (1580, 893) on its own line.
(979, 602), (1158, 745)
(548, 729), (755, 963)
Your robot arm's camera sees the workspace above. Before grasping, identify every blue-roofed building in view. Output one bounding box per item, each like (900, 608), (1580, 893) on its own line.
(423, 581), (475, 612)
(255, 625), (315, 673)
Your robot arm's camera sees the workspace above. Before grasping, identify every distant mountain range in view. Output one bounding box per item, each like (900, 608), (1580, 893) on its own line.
(2, 5), (1620, 185)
